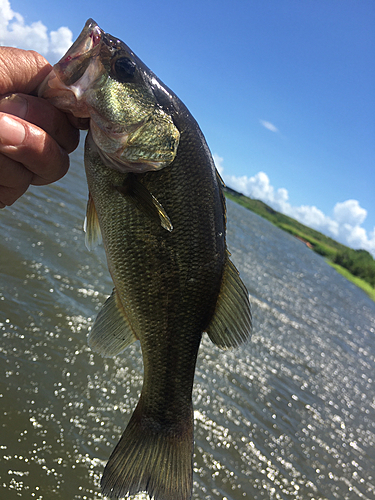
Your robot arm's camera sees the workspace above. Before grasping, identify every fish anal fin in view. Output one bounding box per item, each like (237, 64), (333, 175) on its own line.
(116, 174), (173, 232)
(206, 255), (252, 349)
(88, 288), (137, 357)
(101, 397), (193, 500)
(84, 193), (102, 251)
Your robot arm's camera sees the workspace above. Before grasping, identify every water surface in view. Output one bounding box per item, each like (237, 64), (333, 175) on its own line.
(1, 143), (374, 499)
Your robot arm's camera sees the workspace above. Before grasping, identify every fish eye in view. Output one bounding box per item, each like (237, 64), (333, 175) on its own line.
(112, 57), (136, 82)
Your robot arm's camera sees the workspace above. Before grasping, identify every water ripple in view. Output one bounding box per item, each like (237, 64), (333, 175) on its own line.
(1, 153), (374, 499)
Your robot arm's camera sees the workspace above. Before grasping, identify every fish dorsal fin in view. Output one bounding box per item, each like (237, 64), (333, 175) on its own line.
(116, 174), (173, 232)
(88, 288), (138, 357)
(216, 168), (226, 188)
(84, 193), (103, 250)
(216, 169), (227, 226)
(206, 254), (251, 349)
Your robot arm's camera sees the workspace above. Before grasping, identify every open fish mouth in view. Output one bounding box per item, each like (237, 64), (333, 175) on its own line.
(38, 19), (104, 118)
(54, 19), (103, 86)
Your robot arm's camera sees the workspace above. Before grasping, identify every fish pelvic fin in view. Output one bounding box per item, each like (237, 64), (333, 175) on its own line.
(206, 253), (252, 349)
(101, 398), (194, 500)
(84, 192), (102, 250)
(88, 289), (137, 357)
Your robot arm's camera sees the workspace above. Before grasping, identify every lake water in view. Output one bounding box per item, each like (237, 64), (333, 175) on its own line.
(1, 141), (374, 500)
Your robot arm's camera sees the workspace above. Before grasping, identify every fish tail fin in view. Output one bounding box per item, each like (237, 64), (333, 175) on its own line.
(101, 398), (194, 500)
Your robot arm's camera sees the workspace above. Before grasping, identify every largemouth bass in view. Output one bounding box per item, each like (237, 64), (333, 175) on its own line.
(40, 19), (251, 500)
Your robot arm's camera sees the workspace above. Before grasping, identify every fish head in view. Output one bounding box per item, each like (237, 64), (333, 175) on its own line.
(40, 19), (180, 173)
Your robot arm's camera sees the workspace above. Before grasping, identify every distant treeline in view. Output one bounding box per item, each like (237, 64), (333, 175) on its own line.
(334, 249), (375, 287)
(224, 187), (375, 291)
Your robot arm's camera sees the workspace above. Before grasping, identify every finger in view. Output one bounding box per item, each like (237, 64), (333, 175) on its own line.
(67, 114), (90, 131)
(0, 154), (32, 207)
(0, 48), (51, 95)
(0, 94), (80, 154)
(0, 113), (70, 186)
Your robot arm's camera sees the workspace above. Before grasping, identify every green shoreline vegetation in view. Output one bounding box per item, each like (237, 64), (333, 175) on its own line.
(224, 187), (375, 302)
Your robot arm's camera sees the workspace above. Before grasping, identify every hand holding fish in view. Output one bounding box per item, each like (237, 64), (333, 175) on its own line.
(0, 47), (82, 208)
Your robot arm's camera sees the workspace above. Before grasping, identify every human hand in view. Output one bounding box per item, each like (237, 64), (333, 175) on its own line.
(0, 47), (85, 208)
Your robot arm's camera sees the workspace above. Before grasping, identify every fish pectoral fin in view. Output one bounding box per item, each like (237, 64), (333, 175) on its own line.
(84, 193), (102, 250)
(88, 288), (138, 357)
(206, 254), (252, 349)
(116, 174), (173, 232)
(150, 192), (173, 232)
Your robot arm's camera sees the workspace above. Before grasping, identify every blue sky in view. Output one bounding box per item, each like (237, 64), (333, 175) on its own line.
(1, 0), (374, 255)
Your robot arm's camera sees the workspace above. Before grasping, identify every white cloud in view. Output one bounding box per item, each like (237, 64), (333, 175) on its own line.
(0, 0), (73, 62)
(260, 120), (279, 133)
(214, 155), (375, 257)
(333, 199), (367, 226)
(224, 170), (290, 213)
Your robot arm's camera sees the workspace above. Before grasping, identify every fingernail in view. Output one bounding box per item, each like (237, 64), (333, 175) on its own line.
(0, 114), (26, 146)
(0, 94), (28, 119)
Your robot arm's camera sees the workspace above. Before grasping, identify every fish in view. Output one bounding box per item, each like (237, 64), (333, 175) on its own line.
(39, 19), (251, 500)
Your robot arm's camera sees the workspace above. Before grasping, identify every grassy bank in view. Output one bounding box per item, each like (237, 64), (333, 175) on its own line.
(327, 262), (375, 302)
(225, 188), (375, 302)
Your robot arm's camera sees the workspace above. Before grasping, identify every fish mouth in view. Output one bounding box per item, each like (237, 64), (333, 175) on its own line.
(54, 19), (103, 86)
(38, 19), (105, 117)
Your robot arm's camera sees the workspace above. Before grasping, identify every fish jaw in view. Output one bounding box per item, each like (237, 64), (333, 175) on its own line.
(38, 19), (104, 118)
